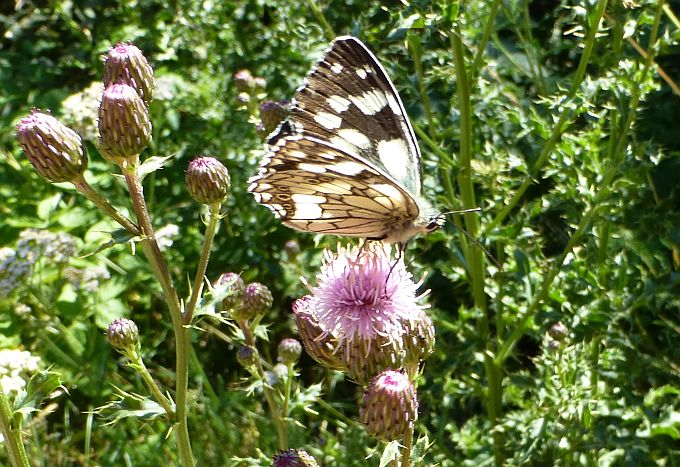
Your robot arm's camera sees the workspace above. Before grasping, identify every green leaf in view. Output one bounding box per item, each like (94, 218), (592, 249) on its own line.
(379, 440), (400, 467)
(138, 154), (176, 181)
(13, 370), (62, 418)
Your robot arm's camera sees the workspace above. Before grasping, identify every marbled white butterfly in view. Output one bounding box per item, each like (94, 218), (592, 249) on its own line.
(248, 36), (444, 244)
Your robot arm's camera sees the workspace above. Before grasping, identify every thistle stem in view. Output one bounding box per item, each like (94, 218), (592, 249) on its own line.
(120, 157), (194, 467)
(129, 348), (175, 417)
(402, 421), (414, 467)
(72, 176), (140, 236)
(0, 389), (29, 467)
(185, 202), (221, 324)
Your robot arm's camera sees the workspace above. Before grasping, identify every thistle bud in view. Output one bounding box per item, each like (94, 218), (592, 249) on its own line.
(292, 297), (347, 372)
(106, 318), (140, 353)
(233, 69), (255, 92)
(16, 110), (87, 183)
(278, 338), (302, 365)
(346, 335), (403, 386)
(98, 83), (152, 163)
(360, 370), (418, 441)
(258, 100), (289, 137)
(284, 239), (300, 259)
(402, 311), (436, 364)
(237, 345), (258, 369)
(254, 77), (267, 89)
(215, 272), (245, 310)
(185, 156), (230, 204)
(234, 282), (272, 321)
(548, 322), (568, 342)
(272, 449), (319, 467)
(103, 43), (155, 106)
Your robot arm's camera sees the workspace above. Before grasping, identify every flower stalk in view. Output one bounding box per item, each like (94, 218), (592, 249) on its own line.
(0, 390), (29, 467)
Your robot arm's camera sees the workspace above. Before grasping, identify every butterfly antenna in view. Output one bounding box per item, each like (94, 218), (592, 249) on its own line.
(449, 221), (503, 272)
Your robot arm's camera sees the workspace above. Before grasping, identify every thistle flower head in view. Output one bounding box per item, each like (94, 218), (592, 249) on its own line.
(16, 110), (87, 183)
(271, 449), (319, 467)
(293, 297), (347, 372)
(98, 83), (152, 163)
(186, 156), (231, 204)
(277, 338), (302, 365)
(103, 42), (155, 106)
(311, 243), (424, 346)
(106, 318), (140, 353)
(360, 370), (418, 441)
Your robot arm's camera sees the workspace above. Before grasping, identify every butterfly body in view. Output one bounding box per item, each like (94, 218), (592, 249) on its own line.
(249, 36), (442, 243)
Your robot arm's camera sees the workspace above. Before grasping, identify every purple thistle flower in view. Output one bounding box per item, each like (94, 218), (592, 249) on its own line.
(310, 243), (425, 346)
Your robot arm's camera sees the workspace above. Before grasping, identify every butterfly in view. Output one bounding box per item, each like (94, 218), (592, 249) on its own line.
(248, 36), (444, 244)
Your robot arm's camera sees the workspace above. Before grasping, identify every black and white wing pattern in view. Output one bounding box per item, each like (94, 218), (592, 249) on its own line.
(248, 36), (442, 244)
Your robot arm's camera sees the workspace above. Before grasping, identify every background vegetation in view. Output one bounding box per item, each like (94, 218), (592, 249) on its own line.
(1, 0), (680, 465)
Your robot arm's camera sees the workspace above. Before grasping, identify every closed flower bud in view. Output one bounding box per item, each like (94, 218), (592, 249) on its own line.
(346, 335), (404, 386)
(186, 156), (230, 204)
(16, 110), (87, 183)
(360, 370), (418, 441)
(402, 311), (436, 364)
(272, 449), (319, 467)
(234, 282), (272, 321)
(284, 239), (300, 259)
(233, 69), (255, 92)
(237, 345), (258, 369)
(548, 321), (568, 342)
(98, 83), (152, 163)
(106, 318), (140, 353)
(258, 100), (289, 137)
(254, 77), (267, 89)
(215, 272), (245, 310)
(278, 338), (302, 365)
(103, 43), (155, 106)
(292, 297), (347, 372)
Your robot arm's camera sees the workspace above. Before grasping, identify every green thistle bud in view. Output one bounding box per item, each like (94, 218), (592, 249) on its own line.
(346, 334), (403, 387)
(284, 239), (300, 260)
(237, 345), (258, 369)
(360, 370), (418, 441)
(548, 321), (568, 342)
(215, 272), (245, 310)
(233, 69), (255, 92)
(272, 449), (319, 467)
(98, 83), (152, 163)
(277, 338), (302, 365)
(106, 318), (140, 353)
(258, 100), (289, 137)
(103, 42), (155, 106)
(292, 297), (347, 372)
(16, 110), (87, 183)
(186, 156), (230, 204)
(234, 282), (272, 321)
(402, 311), (436, 365)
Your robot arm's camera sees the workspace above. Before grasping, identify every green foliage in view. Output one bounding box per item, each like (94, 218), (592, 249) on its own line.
(2, 0), (680, 465)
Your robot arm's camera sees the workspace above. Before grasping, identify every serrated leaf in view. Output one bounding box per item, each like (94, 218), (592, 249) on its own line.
(94, 389), (169, 425)
(81, 229), (138, 257)
(379, 441), (400, 467)
(138, 154), (175, 180)
(13, 370), (62, 417)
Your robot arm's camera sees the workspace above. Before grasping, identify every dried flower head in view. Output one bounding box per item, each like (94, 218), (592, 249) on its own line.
(103, 43), (155, 106)
(16, 110), (87, 183)
(186, 156), (231, 204)
(98, 83), (152, 163)
(360, 370), (418, 441)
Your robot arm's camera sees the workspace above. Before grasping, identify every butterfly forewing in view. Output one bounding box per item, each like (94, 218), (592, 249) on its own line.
(286, 36), (423, 197)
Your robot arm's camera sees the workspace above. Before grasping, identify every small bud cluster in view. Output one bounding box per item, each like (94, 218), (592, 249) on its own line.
(546, 321), (570, 352)
(63, 266), (111, 293)
(185, 156), (231, 204)
(214, 274), (273, 321)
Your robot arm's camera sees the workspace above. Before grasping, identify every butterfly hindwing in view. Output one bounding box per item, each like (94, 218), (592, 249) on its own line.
(250, 134), (420, 239)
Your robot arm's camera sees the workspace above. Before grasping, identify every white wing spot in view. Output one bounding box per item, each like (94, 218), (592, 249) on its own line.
(327, 161), (366, 176)
(370, 183), (405, 202)
(291, 203), (323, 219)
(330, 62), (343, 73)
(356, 68), (367, 79)
(298, 163), (327, 173)
(386, 93), (401, 114)
(291, 194), (326, 204)
(377, 139), (409, 181)
(327, 95), (351, 113)
(337, 129), (371, 149)
(349, 90), (388, 116)
(314, 111), (343, 129)
(329, 136), (360, 156)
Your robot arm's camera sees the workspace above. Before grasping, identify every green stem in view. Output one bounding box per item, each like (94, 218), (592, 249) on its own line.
(451, 23), (503, 466)
(307, 0), (335, 41)
(471, 0), (502, 77)
(402, 421), (414, 467)
(409, 35), (434, 132)
(485, 0), (609, 234)
(0, 390), (29, 467)
(120, 157), (194, 467)
(239, 321), (287, 449)
(129, 348), (175, 417)
(185, 202), (221, 324)
(495, 0), (664, 365)
(282, 363), (294, 422)
(73, 176), (140, 236)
